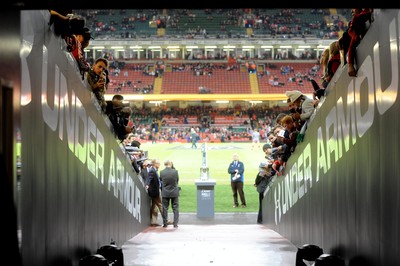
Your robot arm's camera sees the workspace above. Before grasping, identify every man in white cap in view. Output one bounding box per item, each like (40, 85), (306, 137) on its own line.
(285, 90), (315, 123)
(285, 90), (316, 143)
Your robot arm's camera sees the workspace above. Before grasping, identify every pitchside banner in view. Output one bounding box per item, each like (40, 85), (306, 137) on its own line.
(263, 9), (400, 265)
(19, 11), (150, 266)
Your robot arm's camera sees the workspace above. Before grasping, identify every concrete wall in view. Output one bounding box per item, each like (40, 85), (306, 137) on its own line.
(263, 9), (400, 266)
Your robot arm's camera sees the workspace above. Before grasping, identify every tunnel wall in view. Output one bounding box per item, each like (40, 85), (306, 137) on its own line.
(18, 10), (150, 266)
(263, 9), (400, 266)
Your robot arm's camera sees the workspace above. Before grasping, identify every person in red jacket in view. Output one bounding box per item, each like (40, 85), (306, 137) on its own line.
(347, 8), (373, 77)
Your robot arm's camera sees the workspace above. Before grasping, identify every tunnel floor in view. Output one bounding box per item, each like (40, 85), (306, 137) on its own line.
(122, 212), (297, 266)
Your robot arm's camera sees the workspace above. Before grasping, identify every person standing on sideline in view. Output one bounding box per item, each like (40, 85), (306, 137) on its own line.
(254, 162), (274, 224)
(145, 159), (164, 226)
(160, 159), (180, 228)
(251, 128), (261, 150)
(228, 153), (246, 208)
(190, 128), (198, 149)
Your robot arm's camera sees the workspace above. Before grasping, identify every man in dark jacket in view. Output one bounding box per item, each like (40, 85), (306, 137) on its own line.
(160, 160), (180, 228)
(140, 159), (152, 184)
(228, 153), (246, 208)
(145, 159), (163, 226)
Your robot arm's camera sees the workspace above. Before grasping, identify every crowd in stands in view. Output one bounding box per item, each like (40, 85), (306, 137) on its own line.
(122, 103), (287, 143)
(74, 8), (352, 40)
(48, 8), (375, 179)
(106, 61), (321, 95)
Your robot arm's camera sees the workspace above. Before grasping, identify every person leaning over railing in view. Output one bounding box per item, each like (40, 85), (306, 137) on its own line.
(86, 57), (110, 113)
(346, 8), (374, 77)
(285, 90), (316, 143)
(254, 162), (274, 224)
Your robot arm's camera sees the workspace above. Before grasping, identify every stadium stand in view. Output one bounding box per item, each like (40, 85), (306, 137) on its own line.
(107, 61), (321, 95)
(76, 8), (352, 40)
(258, 62), (321, 94)
(161, 67), (251, 94)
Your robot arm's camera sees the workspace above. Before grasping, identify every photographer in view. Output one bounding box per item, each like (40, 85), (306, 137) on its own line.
(106, 95), (134, 141)
(124, 146), (143, 174)
(123, 132), (142, 150)
(114, 106), (134, 141)
(87, 57), (109, 113)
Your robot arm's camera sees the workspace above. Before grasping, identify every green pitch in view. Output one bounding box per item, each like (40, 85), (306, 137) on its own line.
(140, 141), (266, 213)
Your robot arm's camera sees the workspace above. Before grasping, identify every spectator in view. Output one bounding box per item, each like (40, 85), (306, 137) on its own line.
(254, 162), (273, 224)
(275, 112), (288, 126)
(251, 128), (261, 150)
(124, 132), (141, 149)
(125, 146), (142, 174)
(151, 128), (157, 144)
(49, 9), (85, 38)
(338, 30), (350, 65)
(275, 129), (291, 164)
(227, 153), (246, 208)
(285, 90), (316, 124)
(87, 57), (109, 112)
(347, 8), (374, 77)
(160, 159), (180, 228)
(319, 48), (330, 78)
(121, 132), (134, 149)
(65, 27), (93, 78)
(310, 40), (341, 102)
(280, 115), (299, 154)
(286, 98), (304, 131)
(262, 142), (281, 166)
(105, 94), (124, 116)
(285, 90), (316, 142)
(190, 128), (198, 149)
(106, 95), (133, 141)
(272, 152), (285, 176)
(325, 40), (341, 86)
(310, 79), (325, 101)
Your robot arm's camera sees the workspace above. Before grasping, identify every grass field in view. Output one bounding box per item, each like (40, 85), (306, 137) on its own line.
(140, 141), (266, 213)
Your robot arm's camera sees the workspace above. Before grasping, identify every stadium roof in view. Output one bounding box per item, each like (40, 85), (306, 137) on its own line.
(3, 1), (380, 11)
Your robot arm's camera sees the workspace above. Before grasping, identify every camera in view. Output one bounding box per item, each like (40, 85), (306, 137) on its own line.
(125, 145), (142, 155)
(88, 70), (99, 83)
(89, 70), (109, 88)
(125, 146), (148, 162)
(136, 156), (149, 168)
